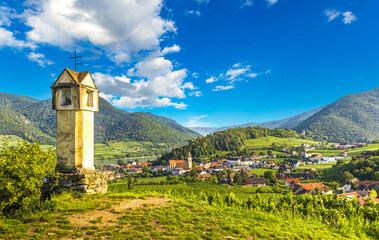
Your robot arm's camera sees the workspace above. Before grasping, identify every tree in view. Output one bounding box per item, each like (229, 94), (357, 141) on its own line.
(264, 171), (277, 185)
(340, 171), (354, 184)
(0, 141), (55, 216)
(127, 175), (135, 190)
(117, 159), (126, 166)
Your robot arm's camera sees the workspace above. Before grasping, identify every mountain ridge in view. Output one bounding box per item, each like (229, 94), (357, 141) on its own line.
(0, 92), (200, 145)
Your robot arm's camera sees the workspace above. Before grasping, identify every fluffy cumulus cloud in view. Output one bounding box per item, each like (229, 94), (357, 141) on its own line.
(342, 11), (357, 24)
(12, 0), (197, 109)
(27, 52), (54, 67)
(205, 76), (216, 84)
(24, 0), (176, 64)
(93, 53), (195, 109)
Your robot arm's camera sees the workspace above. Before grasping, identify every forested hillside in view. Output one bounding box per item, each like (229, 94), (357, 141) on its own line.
(0, 93), (199, 146)
(295, 88), (379, 143)
(160, 127), (308, 161)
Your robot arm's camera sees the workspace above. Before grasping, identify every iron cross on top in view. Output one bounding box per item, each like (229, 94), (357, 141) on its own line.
(70, 50), (83, 71)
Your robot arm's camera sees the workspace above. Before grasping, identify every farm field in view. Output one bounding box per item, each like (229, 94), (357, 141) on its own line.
(297, 163), (337, 170)
(244, 137), (321, 150)
(0, 135), (165, 161)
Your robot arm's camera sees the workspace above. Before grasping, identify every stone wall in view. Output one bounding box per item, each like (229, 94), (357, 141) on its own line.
(41, 171), (108, 201)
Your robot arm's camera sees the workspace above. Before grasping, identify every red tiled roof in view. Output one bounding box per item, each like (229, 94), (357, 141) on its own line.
(286, 178), (300, 184)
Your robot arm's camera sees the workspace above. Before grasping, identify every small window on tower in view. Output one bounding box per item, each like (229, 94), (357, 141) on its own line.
(86, 90), (93, 107)
(61, 89), (72, 106)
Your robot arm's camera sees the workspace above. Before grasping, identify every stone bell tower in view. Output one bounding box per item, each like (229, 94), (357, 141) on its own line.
(51, 68), (99, 173)
(41, 68), (107, 198)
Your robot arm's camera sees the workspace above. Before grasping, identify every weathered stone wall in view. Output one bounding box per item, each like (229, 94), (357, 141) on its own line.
(41, 171), (108, 201)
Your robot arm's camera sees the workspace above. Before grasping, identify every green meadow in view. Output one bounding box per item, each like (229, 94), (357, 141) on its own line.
(1, 180), (378, 239)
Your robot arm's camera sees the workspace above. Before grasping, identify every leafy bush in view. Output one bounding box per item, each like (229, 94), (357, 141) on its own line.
(0, 141), (55, 216)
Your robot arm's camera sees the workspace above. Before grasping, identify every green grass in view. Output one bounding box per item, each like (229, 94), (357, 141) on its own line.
(1, 182), (376, 239)
(250, 168), (276, 176)
(297, 163), (336, 170)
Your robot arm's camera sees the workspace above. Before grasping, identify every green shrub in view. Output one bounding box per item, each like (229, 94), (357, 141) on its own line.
(0, 141), (55, 216)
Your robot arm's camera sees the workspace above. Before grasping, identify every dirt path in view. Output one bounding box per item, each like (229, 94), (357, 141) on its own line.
(67, 197), (171, 228)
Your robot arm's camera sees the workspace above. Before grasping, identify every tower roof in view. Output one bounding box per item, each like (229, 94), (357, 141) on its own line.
(52, 68), (98, 90)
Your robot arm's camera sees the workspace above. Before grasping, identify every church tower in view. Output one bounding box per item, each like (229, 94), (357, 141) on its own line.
(51, 68), (99, 173)
(188, 152), (193, 169)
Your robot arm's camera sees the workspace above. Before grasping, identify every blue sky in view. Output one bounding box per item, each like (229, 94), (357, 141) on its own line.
(0, 0), (377, 128)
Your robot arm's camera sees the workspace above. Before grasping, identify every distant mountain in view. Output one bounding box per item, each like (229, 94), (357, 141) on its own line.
(143, 112), (199, 139)
(188, 127), (218, 136)
(294, 88), (379, 143)
(0, 93), (200, 145)
(210, 106), (324, 134)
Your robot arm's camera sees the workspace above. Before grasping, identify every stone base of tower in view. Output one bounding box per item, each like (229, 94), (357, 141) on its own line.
(41, 171), (108, 201)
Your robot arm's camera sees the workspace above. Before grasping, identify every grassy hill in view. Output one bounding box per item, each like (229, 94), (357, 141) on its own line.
(0, 92), (200, 146)
(295, 88), (379, 143)
(160, 126), (310, 161)
(1, 182), (377, 239)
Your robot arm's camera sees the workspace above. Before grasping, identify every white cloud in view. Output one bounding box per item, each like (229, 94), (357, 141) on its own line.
(93, 53), (195, 109)
(226, 64), (258, 82)
(0, 6), (35, 50)
(0, 27), (35, 49)
(161, 44), (180, 55)
(342, 11), (357, 24)
(185, 10), (201, 16)
(192, 72), (198, 78)
(27, 52), (54, 67)
(0, 6), (16, 27)
(205, 76), (216, 84)
(24, 0), (176, 64)
(112, 96), (187, 109)
(185, 115), (213, 128)
(324, 9), (340, 22)
(212, 85), (234, 91)
(189, 91), (202, 97)
(241, 0), (253, 8)
(266, 0), (278, 6)
(265, 69), (271, 74)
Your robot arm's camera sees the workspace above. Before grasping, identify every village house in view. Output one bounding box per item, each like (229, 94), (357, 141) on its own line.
(289, 151), (298, 157)
(211, 165), (228, 172)
(292, 183), (332, 195)
(340, 152), (348, 157)
(245, 177), (266, 187)
(356, 181), (379, 195)
(225, 157), (241, 167)
(318, 157), (336, 164)
(285, 178), (300, 186)
(309, 154), (323, 161)
(338, 145), (348, 150)
(287, 160), (303, 168)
